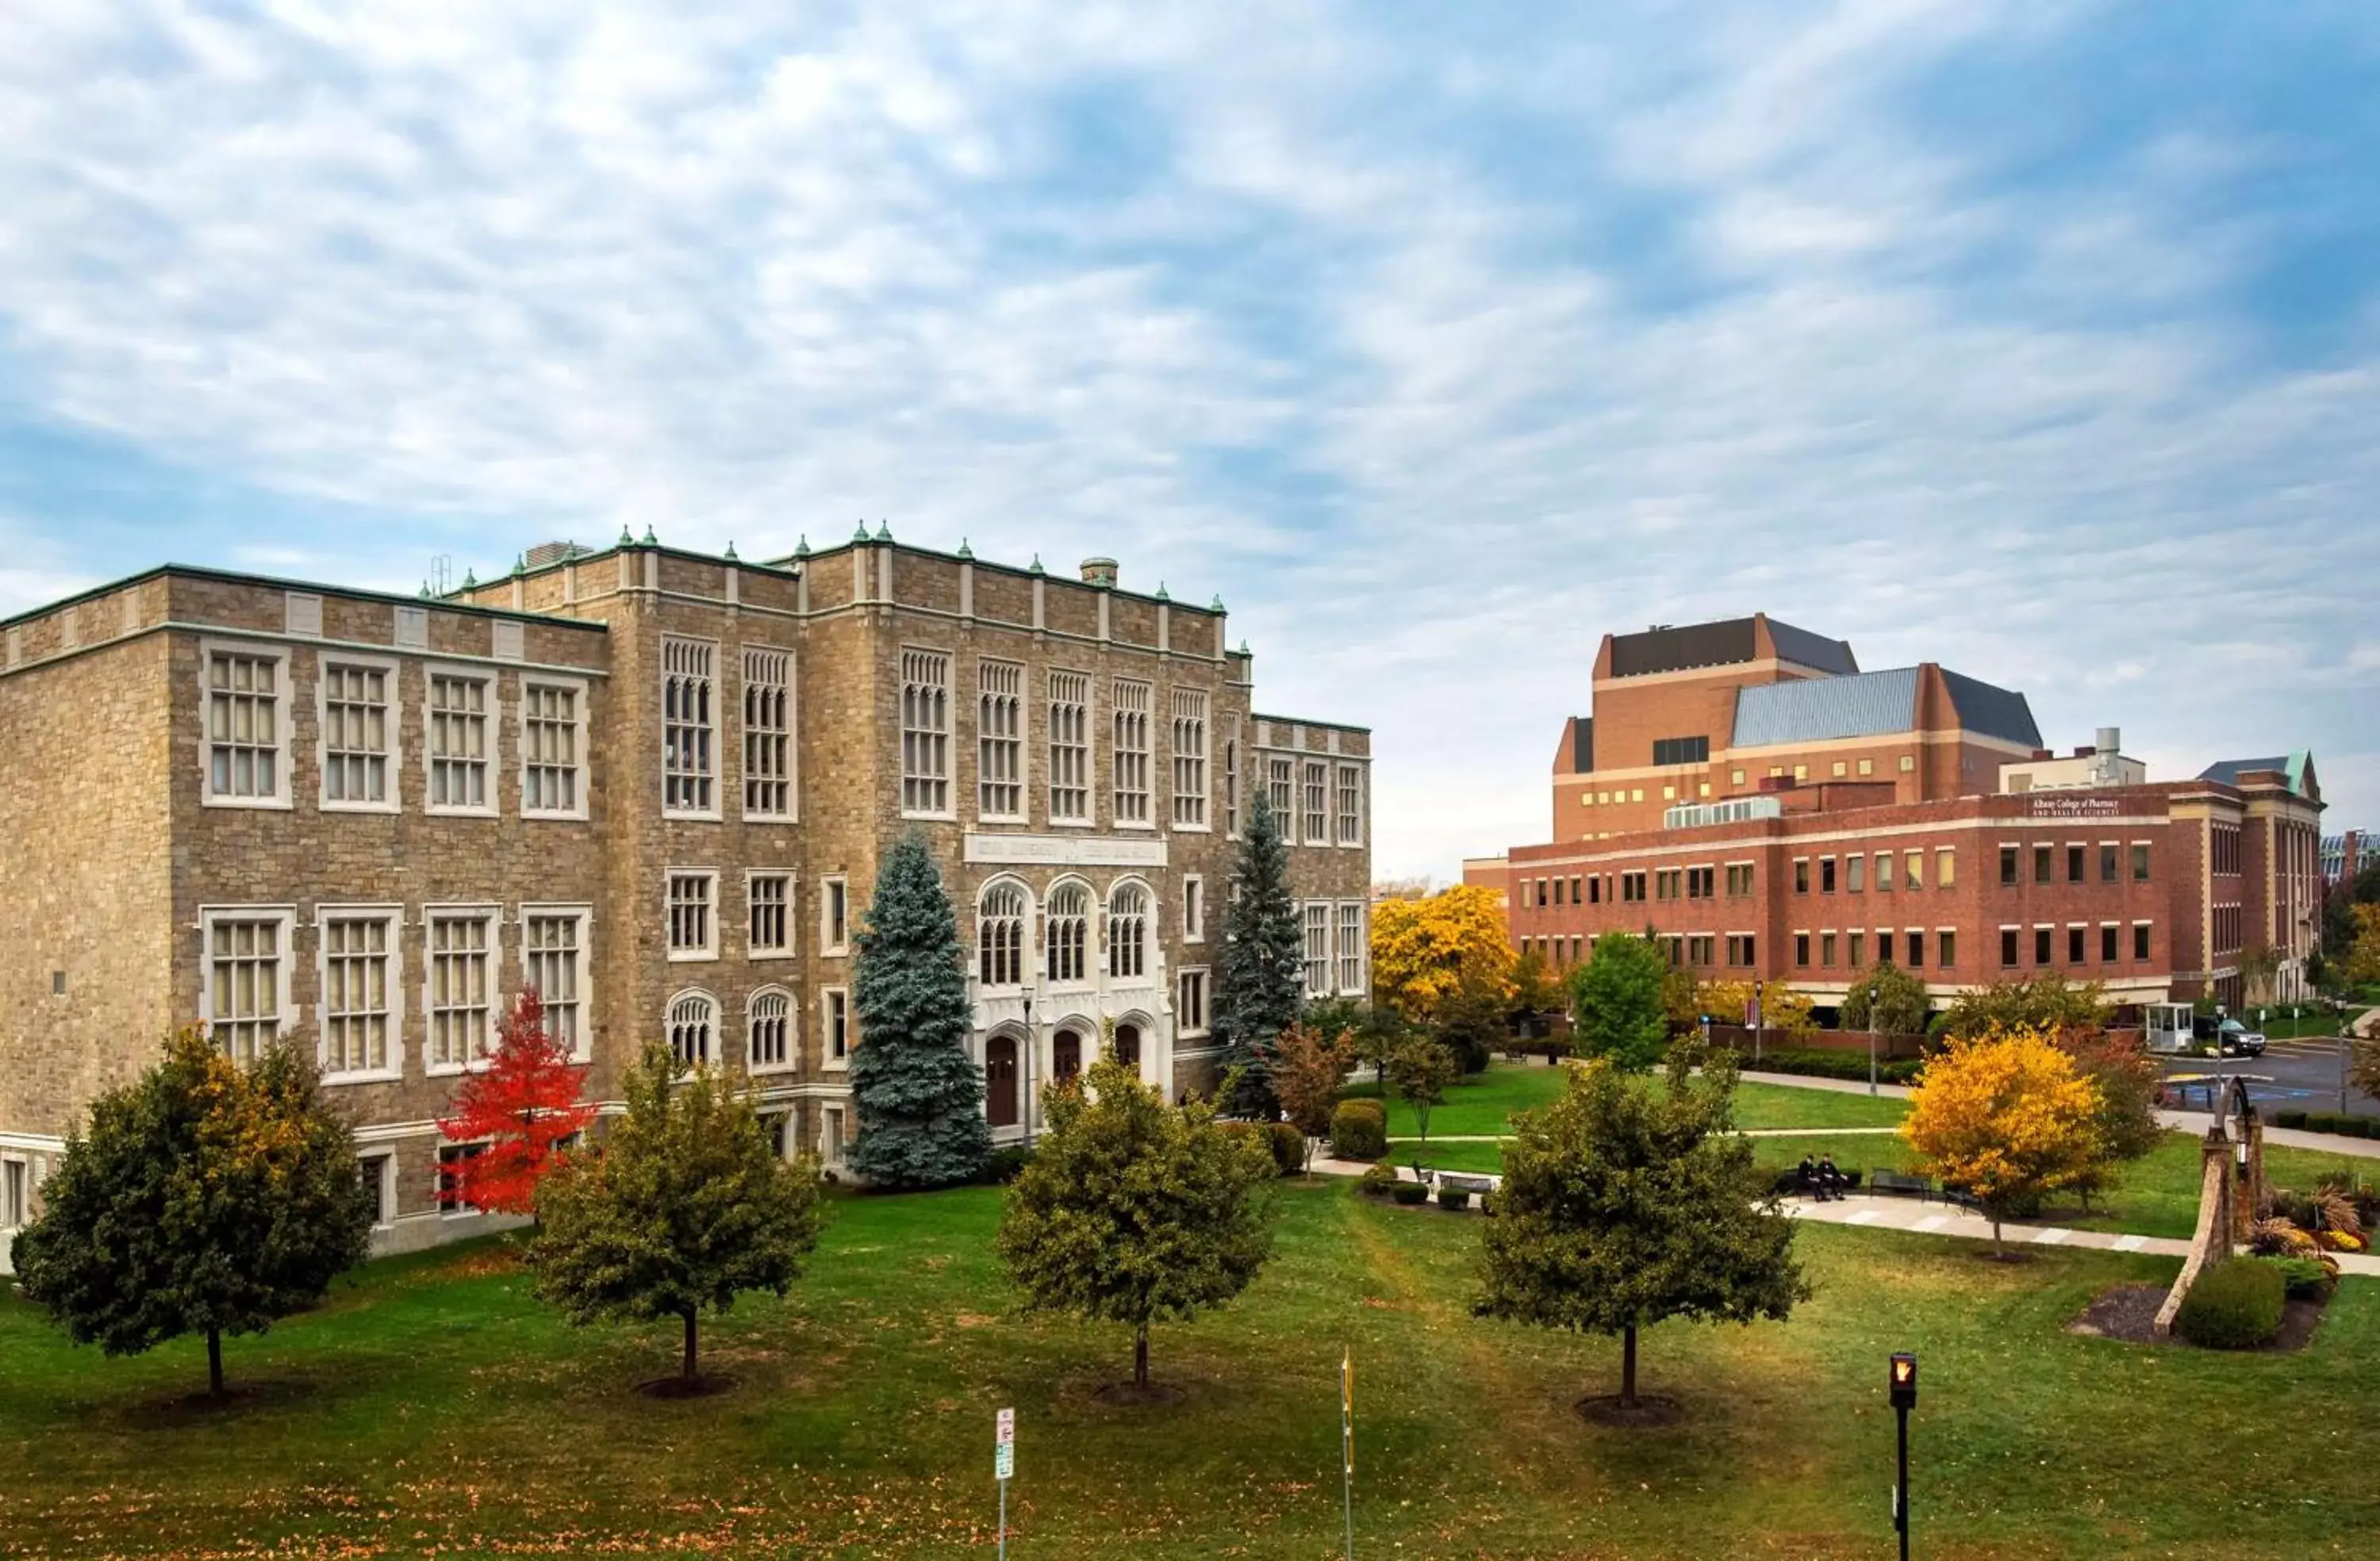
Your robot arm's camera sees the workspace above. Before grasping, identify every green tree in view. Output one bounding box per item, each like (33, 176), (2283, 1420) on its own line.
(1936, 972), (2111, 1043)
(1385, 1037), (1461, 1143)
(1212, 792), (1305, 1118)
(1566, 931), (1672, 1072)
(13, 1030), (373, 1398)
(2059, 1028), (2163, 1210)
(1431, 961), (1510, 1074)
(995, 1056), (1278, 1390)
(847, 830), (992, 1188)
(532, 1043), (827, 1384)
(1476, 1042), (1808, 1412)
(1841, 961), (1931, 1036)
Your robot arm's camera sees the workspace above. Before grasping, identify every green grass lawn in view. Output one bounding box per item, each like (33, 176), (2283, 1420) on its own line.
(2243, 1008), (2367, 1040)
(1346, 1060), (1908, 1140)
(4, 1183), (2378, 1559)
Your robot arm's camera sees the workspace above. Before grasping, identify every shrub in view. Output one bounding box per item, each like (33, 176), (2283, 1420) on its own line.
(1357, 1163), (1399, 1198)
(1267, 1122), (1308, 1177)
(1437, 1185), (1472, 1211)
(2246, 1216), (2317, 1256)
(1390, 1181), (1429, 1206)
(1727, 1045), (1925, 1085)
(2311, 1188), (2365, 1241)
(2274, 1110), (2308, 1130)
(981, 1145), (1036, 1185)
(2318, 1230), (2365, 1253)
(2266, 1256), (2333, 1302)
(1330, 1099), (1388, 1161)
(2173, 1258), (2286, 1350)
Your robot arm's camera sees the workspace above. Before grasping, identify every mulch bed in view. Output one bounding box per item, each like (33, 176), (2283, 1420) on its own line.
(636, 1373), (738, 1398)
(2067, 1283), (2330, 1350)
(1094, 1381), (1186, 1407)
(1576, 1394), (1683, 1428)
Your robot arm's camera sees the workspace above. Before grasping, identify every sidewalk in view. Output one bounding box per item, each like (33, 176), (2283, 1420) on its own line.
(1787, 1191), (2380, 1278)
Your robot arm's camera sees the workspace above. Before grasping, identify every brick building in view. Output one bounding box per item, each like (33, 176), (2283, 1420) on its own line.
(1468, 616), (2324, 1020)
(0, 534), (1370, 1268)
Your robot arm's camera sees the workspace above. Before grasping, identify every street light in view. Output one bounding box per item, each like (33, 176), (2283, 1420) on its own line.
(1888, 1352), (1917, 1561)
(1752, 980), (1766, 1066)
(1021, 989), (1038, 1148)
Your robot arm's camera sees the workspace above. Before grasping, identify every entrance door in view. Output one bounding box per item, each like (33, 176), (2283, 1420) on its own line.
(1054, 1029), (1082, 1082)
(985, 1036), (1020, 1127)
(1113, 1022), (1142, 1071)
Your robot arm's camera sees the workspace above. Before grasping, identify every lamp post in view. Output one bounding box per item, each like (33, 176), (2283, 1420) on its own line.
(2340, 998), (2354, 1117)
(1022, 989), (1038, 1148)
(1752, 979), (1765, 1066)
(1868, 986), (1879, 1099)
(1888, 1352), (1917, 1561)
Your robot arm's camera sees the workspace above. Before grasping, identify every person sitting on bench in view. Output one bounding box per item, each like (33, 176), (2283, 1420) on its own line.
(1818, 1154), (1845, 1199)
(1797, 1154), (1825, 1201)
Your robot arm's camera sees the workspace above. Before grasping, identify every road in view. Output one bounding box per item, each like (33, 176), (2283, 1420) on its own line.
(2167, 1033), (2377, 1119)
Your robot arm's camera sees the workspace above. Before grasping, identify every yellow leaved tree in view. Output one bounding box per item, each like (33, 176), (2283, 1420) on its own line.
(1368, 884), (1515, 1026)
(1693, 980), (1818, 1045)
(1899, 1024), (2103, 1253)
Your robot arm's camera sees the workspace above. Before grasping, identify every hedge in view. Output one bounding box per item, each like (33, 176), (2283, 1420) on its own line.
(1722, 1045), (1925, 1085)
(1391, 1181), (1430, 1206)
(2274, 1110), (2309, 1130)
(2175, 1257), (2286, 1350)
(1220, 1121), (1306, 1177)
(2302, 1112), (2378, 1140)
(1330, 1099), (1389, 1161)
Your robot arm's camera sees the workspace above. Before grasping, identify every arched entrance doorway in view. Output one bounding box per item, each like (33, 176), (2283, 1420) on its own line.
(985, 1035), (1019, 1128)
(1054, 1028), (1082, 1082)
(1113, 1022), (1142, 1072)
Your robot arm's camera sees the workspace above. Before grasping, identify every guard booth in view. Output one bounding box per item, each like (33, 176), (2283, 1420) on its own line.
(2144, 1003), (2195, 1054)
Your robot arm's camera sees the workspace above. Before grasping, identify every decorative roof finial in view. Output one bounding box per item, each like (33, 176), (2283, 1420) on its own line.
(794, 534), (811, 558)
(1211, 594), (1226, 613)
(1029, 554), (1045, 576)
(873, 520), (892, 543)
(854, 519), (873, 542)
(1154, 581), (1171, 602)
(640, 525), (658, 547)
(618, 524), (635, 547)
(1238, 639), (1250, 656)
(461, 567), (478, 589)
(957, 537), (973, 560)
(512, 553), (526, 577)
(724, 539), (739, 562)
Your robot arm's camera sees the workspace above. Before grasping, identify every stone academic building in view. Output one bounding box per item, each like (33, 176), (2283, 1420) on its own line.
(0, 534), (1371, 1267)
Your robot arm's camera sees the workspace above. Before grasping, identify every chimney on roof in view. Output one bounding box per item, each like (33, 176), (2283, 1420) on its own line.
(1080, 557), (1119, 589)
(2074, 744), (2095, 758)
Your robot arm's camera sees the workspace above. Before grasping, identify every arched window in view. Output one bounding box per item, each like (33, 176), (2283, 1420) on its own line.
(979, 880), (1028, 988)
(666, 990), (716, 1067)
(1046, 880), (1089, 984)
(747, 988), (790, 1070)
(1109, 881), (1150, 980)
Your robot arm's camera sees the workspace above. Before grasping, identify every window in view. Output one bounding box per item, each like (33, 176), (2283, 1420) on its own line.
(749, 873), (792, 957)
(743, 647), (795, 819)
(1898, 755), (1914, 773)
(2101, 924), (2118, 962)
(2132, 844), (2152, 882)
(521, 679), (585, 816)
(1731, 769), (1747, 785)
(427, 671), (493, 812)
(1821, 932), (1837, 968)
(1172, 689), (1209, 828)
(1831, 761), (1847, 778)
(202, 910), (292, 1064)
(900, 649), (952, 815)
(1937, 931), (1956, 968)
(1687, 866), (1714, 899)
(666, 990), (716, 1067)
(1906, 930), (1924, 968)
(820, 876), (850, 954)
(1651, 735), (1709, 766)
(1875, 853), (1894, 892)
(425, 911), (495, 1072)
(1622, 871), (1647, 903)
(1534, 879), (1548, 908)
(2035, 926), (2053, 965)
(319, 911), (395, 1079)
(979, 660), (1025, 819)
(2, 1156), (26, 1232)
(1183, 876), (1204, 942)
(1336, 764), (1362, 846)
(823, 988), (851, 1068)
(1303, 761), (1329, 844)
(1726, 934), (1756, 968)
(321, 660), (392, 808)
(203, 646), (288, 805)
(523, 909), (589, 1057)
(438, 1142), (487, 1214)
(662, 637), (719, 815)
(1936, 849), (1955, 888)
(1859, 757), (1875, 777)
(1657, 869), (1683, 900)
(1792, 765), (1808, 782)
(1225, 737), (1241, 836)
(1848, 932), (1865, 968)
(2034, 845), (2052, 884)
(2067, 844), (2086, 884)
(748, 988), (792, 1071)
(1661, 935), (1683, 967)
(2068, 926), (2086, 964)
(1338, 903), (1365, 994)
(1049, 671), (1091, 823)
(1794, 859), (1810, 894)
(2133, 922), (2152, 961)
(1100, 680), (1150, 823)
(1819, 857), (1836, 894)
(1303, 903), (1330, 996)
(667, 871), (718, 961)
(1111, 882), (1151, 979)
(359, 1153), (393, 1227)
(2099, 844), (2118, 884)
(821, 1104), (847, 1164)
(1178, 968), (1209, 1036)
(1847, 855), (1865, 893)
(1267, 756), (1296, 821)
(1689, 934), (1715, 966)
(979, 880), (1028, 988)
(1047, 881), (1090, 982)
(2002, 928), (2020, 968)
(1553, 878), (1566, 906)
(1590, 876), (1603, 904)
(2000, 846), (2020, 886)
(1877, 931), (1894, 965)
(1795, 933), (1810, 968)
(1726, 864), (1754, 896)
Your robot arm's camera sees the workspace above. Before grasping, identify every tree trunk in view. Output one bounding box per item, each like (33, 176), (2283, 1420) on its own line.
(1134, 1325), (1150, 1388)
(1990, 1215), (2004, 1257)
(1619, 1324), (1638, 1409)
(682, 1310), (699, 1382)
(207, 1327), (224, 1398)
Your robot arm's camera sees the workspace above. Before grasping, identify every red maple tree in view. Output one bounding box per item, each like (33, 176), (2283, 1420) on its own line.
(435, 988), (597, 1217)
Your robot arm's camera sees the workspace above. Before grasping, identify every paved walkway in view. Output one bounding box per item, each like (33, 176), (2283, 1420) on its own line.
(1390, 1126), (1901, 1145)
(1787, 1191), (2380, 1277)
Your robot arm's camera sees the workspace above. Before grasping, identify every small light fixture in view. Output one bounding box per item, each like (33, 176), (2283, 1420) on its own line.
(1889, 1352), (1918, 1410)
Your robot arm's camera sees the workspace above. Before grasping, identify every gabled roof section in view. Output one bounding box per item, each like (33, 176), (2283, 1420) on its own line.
(1940, 669), (2043, 750)
(1731, 667), (1918, 747)
(1764, 618), (1860, 676)
(2198, 750), (2318, 800)
(1605, 614), (1857, 678)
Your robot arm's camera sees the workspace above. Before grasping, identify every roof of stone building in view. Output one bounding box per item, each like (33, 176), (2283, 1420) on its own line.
(1729, 665), (2041, 750)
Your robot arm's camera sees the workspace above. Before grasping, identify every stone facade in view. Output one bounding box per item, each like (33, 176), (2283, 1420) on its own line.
(0, 539), (1371, 1268)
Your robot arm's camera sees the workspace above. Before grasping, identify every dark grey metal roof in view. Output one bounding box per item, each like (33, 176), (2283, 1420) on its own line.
(2197, 756), (2289, 787)
(1610, 619), (1757, 677)
(1766, 619), (1860, 675)
(1731, 668), (1918, 746)
(1572, 717), (1594, 773)
(1940, 669), (2043, 749)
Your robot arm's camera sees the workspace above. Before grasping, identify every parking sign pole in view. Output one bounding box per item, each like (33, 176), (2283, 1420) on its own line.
(995, 1408), (1015, 1558)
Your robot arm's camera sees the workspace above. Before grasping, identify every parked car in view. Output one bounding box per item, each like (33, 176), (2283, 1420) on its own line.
(2197, 1018), (2266, 1057)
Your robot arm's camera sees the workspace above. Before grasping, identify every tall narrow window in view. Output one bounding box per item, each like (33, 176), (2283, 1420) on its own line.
(1177, 968), (1208, 1035)
(1047, 881), (1090, 983)
(1182, 876), (1204, 942)
(1225, 738), (1241, 835)
(668, 871), (717, 960)
(1336, 764), (1362, 845)
(1338, 903), (1364, 994)
(1049, 671), (1091, 823)
(321, 662), (390, 807)
(1171, 688), (1209, 827)
(747, 988), (791, 1070)
(427, 672), (491, 812)
(979, 661), (1025, 819)
(321, 913), (393, 1077)
(900, 648), (951, 815)
(524, 910), (587, 1057)
(204, 911), (289, 1064)
(978, 881), (1028, 987)
(205, 648), (286, 803)
(1303, 761), (1328, 844)
(663, 637), (717, 815)
(821, 876), (850, 953)
(666, 991), (716, 1067)
(1112, 681), (1152, 824)
(743, 646), (793, 819)
(823, 988), (851, 1067)
(1109, 883), (1150, 979)
(426, 911), (493, 1072)
(1267, 757), (1295, 821)
(748, 873), (791, 957)
(522, 680), (582, 816)
(1303, 903), (1330, 995)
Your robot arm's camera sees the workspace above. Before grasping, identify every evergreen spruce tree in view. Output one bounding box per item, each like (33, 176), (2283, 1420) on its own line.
(1212, 792), (1305, 1118)
(847, 831), (992, 1187)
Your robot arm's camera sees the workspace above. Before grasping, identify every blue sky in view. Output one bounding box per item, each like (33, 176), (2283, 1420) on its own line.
(2, 2), (2374, 877)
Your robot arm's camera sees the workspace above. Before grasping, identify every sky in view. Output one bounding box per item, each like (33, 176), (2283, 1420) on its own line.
(2, 1), (2375, 880)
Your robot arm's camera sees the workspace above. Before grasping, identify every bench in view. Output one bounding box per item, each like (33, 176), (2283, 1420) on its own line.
(1870, 1169), (1932, 1200)
(1438, 1172), (1499, 1196)
(1775, 1167), (1864, 1198)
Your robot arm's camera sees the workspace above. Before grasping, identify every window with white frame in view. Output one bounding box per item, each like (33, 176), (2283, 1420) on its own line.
(748, 873), (792, 957)
(1112, 681), (1152, 824)
(1336, 764), (1362, 846)
(202, 909), (292, 1064)
(668, 871), (718, 961)
(523, 908), (589, 1058)
(1109, 881), (1150, 979)
(820, 875), (850, 954)
(821, 1103), (847, 1163)
(1046, 880), (1090, 983)
(1338, 902), (1365, 994)
(900, 648), (951, 815)
(1225, 737), (1240, 836)
(425, 910), (496, 1072)
(979, 880), (1028, 987)
(1303, 903), (1330, 996)
(320, 910), (396, 1078)
(663, 635), (717, 815)
(358, 1153), (393, 1227)
(1049, 670), (1091, 823)
(204, 646), (288, 804)
(823, 987), (850, 1068)
(747, 987), (791, 1071)
(666, 990), (716, 1067)
(1182, 875), (1204, 942)
(1266, 756), (1295, 823)
(521, 679), (584, 817)
(743, 646), (794, 819)
(437, 1142), (487, 1214)
(321, 659), (391, 807)
(978, 660), (1025, 819)
(3, 1156), (28, 1232)
(1171, 688), (1208, 828)
(1303, 761), (1329, 844)
(1177, 968), (1209, 1037)
(426, 670), (493, 812)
